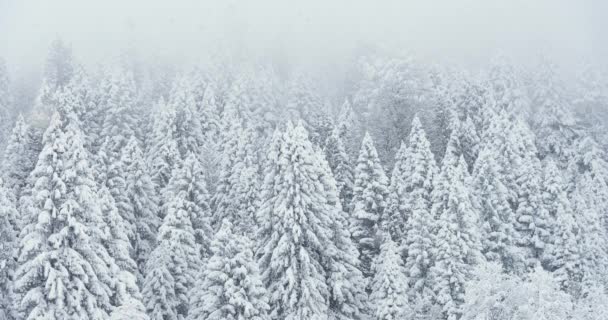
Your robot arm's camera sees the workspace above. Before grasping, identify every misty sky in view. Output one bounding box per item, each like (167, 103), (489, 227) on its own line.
(0, 0), (606, 74)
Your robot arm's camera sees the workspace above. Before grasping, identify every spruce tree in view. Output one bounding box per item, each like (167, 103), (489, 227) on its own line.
(540, 160), (581, 295)
(532, 59), (579, 163)
(14, 112), (114, 319)
(166, 152), (213, 259)
(188, 220), (270, 320)
(0, 178), (17, 320)
(314, 145), (368, 320)
(122, 137), (160, 278)
(400, 116), (438, 301)
(369, 234), (411, 320)
(211, 118), (260, 234)
(384, 141), (409, 241)
(350, 132), (389, 278)
(324, 127), (354, 213)
(257, 123), (335, 320)
(169, 76), (205, 158)
(471, 147), (521, 273)
(0, 58), (12, 150)
(2, 114), (37, 201)
(143, 154), (205, 319)
(430, 155), (481, 320)
(147, 100), (180, 195)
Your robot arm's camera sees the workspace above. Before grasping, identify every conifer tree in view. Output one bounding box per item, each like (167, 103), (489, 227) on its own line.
(350, 132), (389, 278)
(257, 123), (335, 320)
(43, 38), (74, 90)
(143, 153), (207, 319)
(212, 118), (260, 233)
(314, 145), (368, 320)
(430, 155), (481, 320)
(0, 58), (12, 149)
(99, 68), (140, 147)
(384, 141), (409, 241)
(122, 137), (160, 278)
(471, 147), (521, 273)
(169, 76), (205, 158)
(400, 116), (438, 301)
(2, 114), (37, 201)
(324, 127), (354, 213)
(369, 234), (411, 320)
(540, 160), (581, 294)
(166, 152), (213, 259)
(143, 193), (198, 320)
(147, 99), (180, 195)
(0, 178), (17, 320)
(14, 112), (114, 319)
(532, 59), (579, 163)
(188, 220), (270, 320)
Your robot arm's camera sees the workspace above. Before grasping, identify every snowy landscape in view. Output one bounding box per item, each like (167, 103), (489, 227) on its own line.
(0, 1), (607, 319)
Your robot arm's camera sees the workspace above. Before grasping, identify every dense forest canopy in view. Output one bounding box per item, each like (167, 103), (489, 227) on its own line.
(1, 1), (608, 319)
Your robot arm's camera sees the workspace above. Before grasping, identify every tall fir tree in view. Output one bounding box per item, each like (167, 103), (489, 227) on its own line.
(350, 132), (389, 278)
(471, 146), (522, 273)
(369, 234), (411, 320)
(122, 137), (160, 279)
(188, 220), (270, 320)
(2, 114), (37, 201)
(169, 76), (205, 159)
(14, 112), (115, 319)
(401, 116), (438, 302)
(324, 127), (354, 213)
(257, 123), (335, 320)
(211, 117), (260, 234)
(384, 141), (409, 241)
(532, 59), (579, 164)
(0, 58), (12, 150)
(540, 161), (582, 295)
(143, 154), (205, 319)
(147, 99), (180, 196)
(0, 178), (18, 320)
(314, 145), (368, 320)
(430, 154), (481, 320)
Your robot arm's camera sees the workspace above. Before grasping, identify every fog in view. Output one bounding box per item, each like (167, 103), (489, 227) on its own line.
(1, 0), (606, 75)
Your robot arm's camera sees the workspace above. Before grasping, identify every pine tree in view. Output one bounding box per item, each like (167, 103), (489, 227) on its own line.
(143, 154), (205, 319)
(14, 112), (114, 319)
(169, 76), (205, 158)
(350, 132), (389, 278)
(369, 234), (411, 320)
(324, 127), (354, 213)
(2, 114), (37, 201)
(43, 38), (74, 90)
(147, 99), (180, 195)
(532, 59), (579, 163)
(211, 118), (260, 234)
(384, 141), (409, 241)
(99, 68), (140, 147)
(257, 123), (335, 320)
(0, 178), (17, 320)
(197, 82), (222, 190)
(122, 137), (160, 278)
(430, 155), (481, 320)
(540, 160), (582, 294)
(570, 172), (608, 294)
(471, 147), (522, 273)
(188, 220), (270, 320)
(400, 116), (438, 301)
(166, 153), (213, 259)
(0, 58), (12, 150)
(314, 145), (368, 320)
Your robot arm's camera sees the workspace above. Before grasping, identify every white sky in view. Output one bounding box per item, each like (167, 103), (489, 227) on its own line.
(0, 0), (606, 73)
